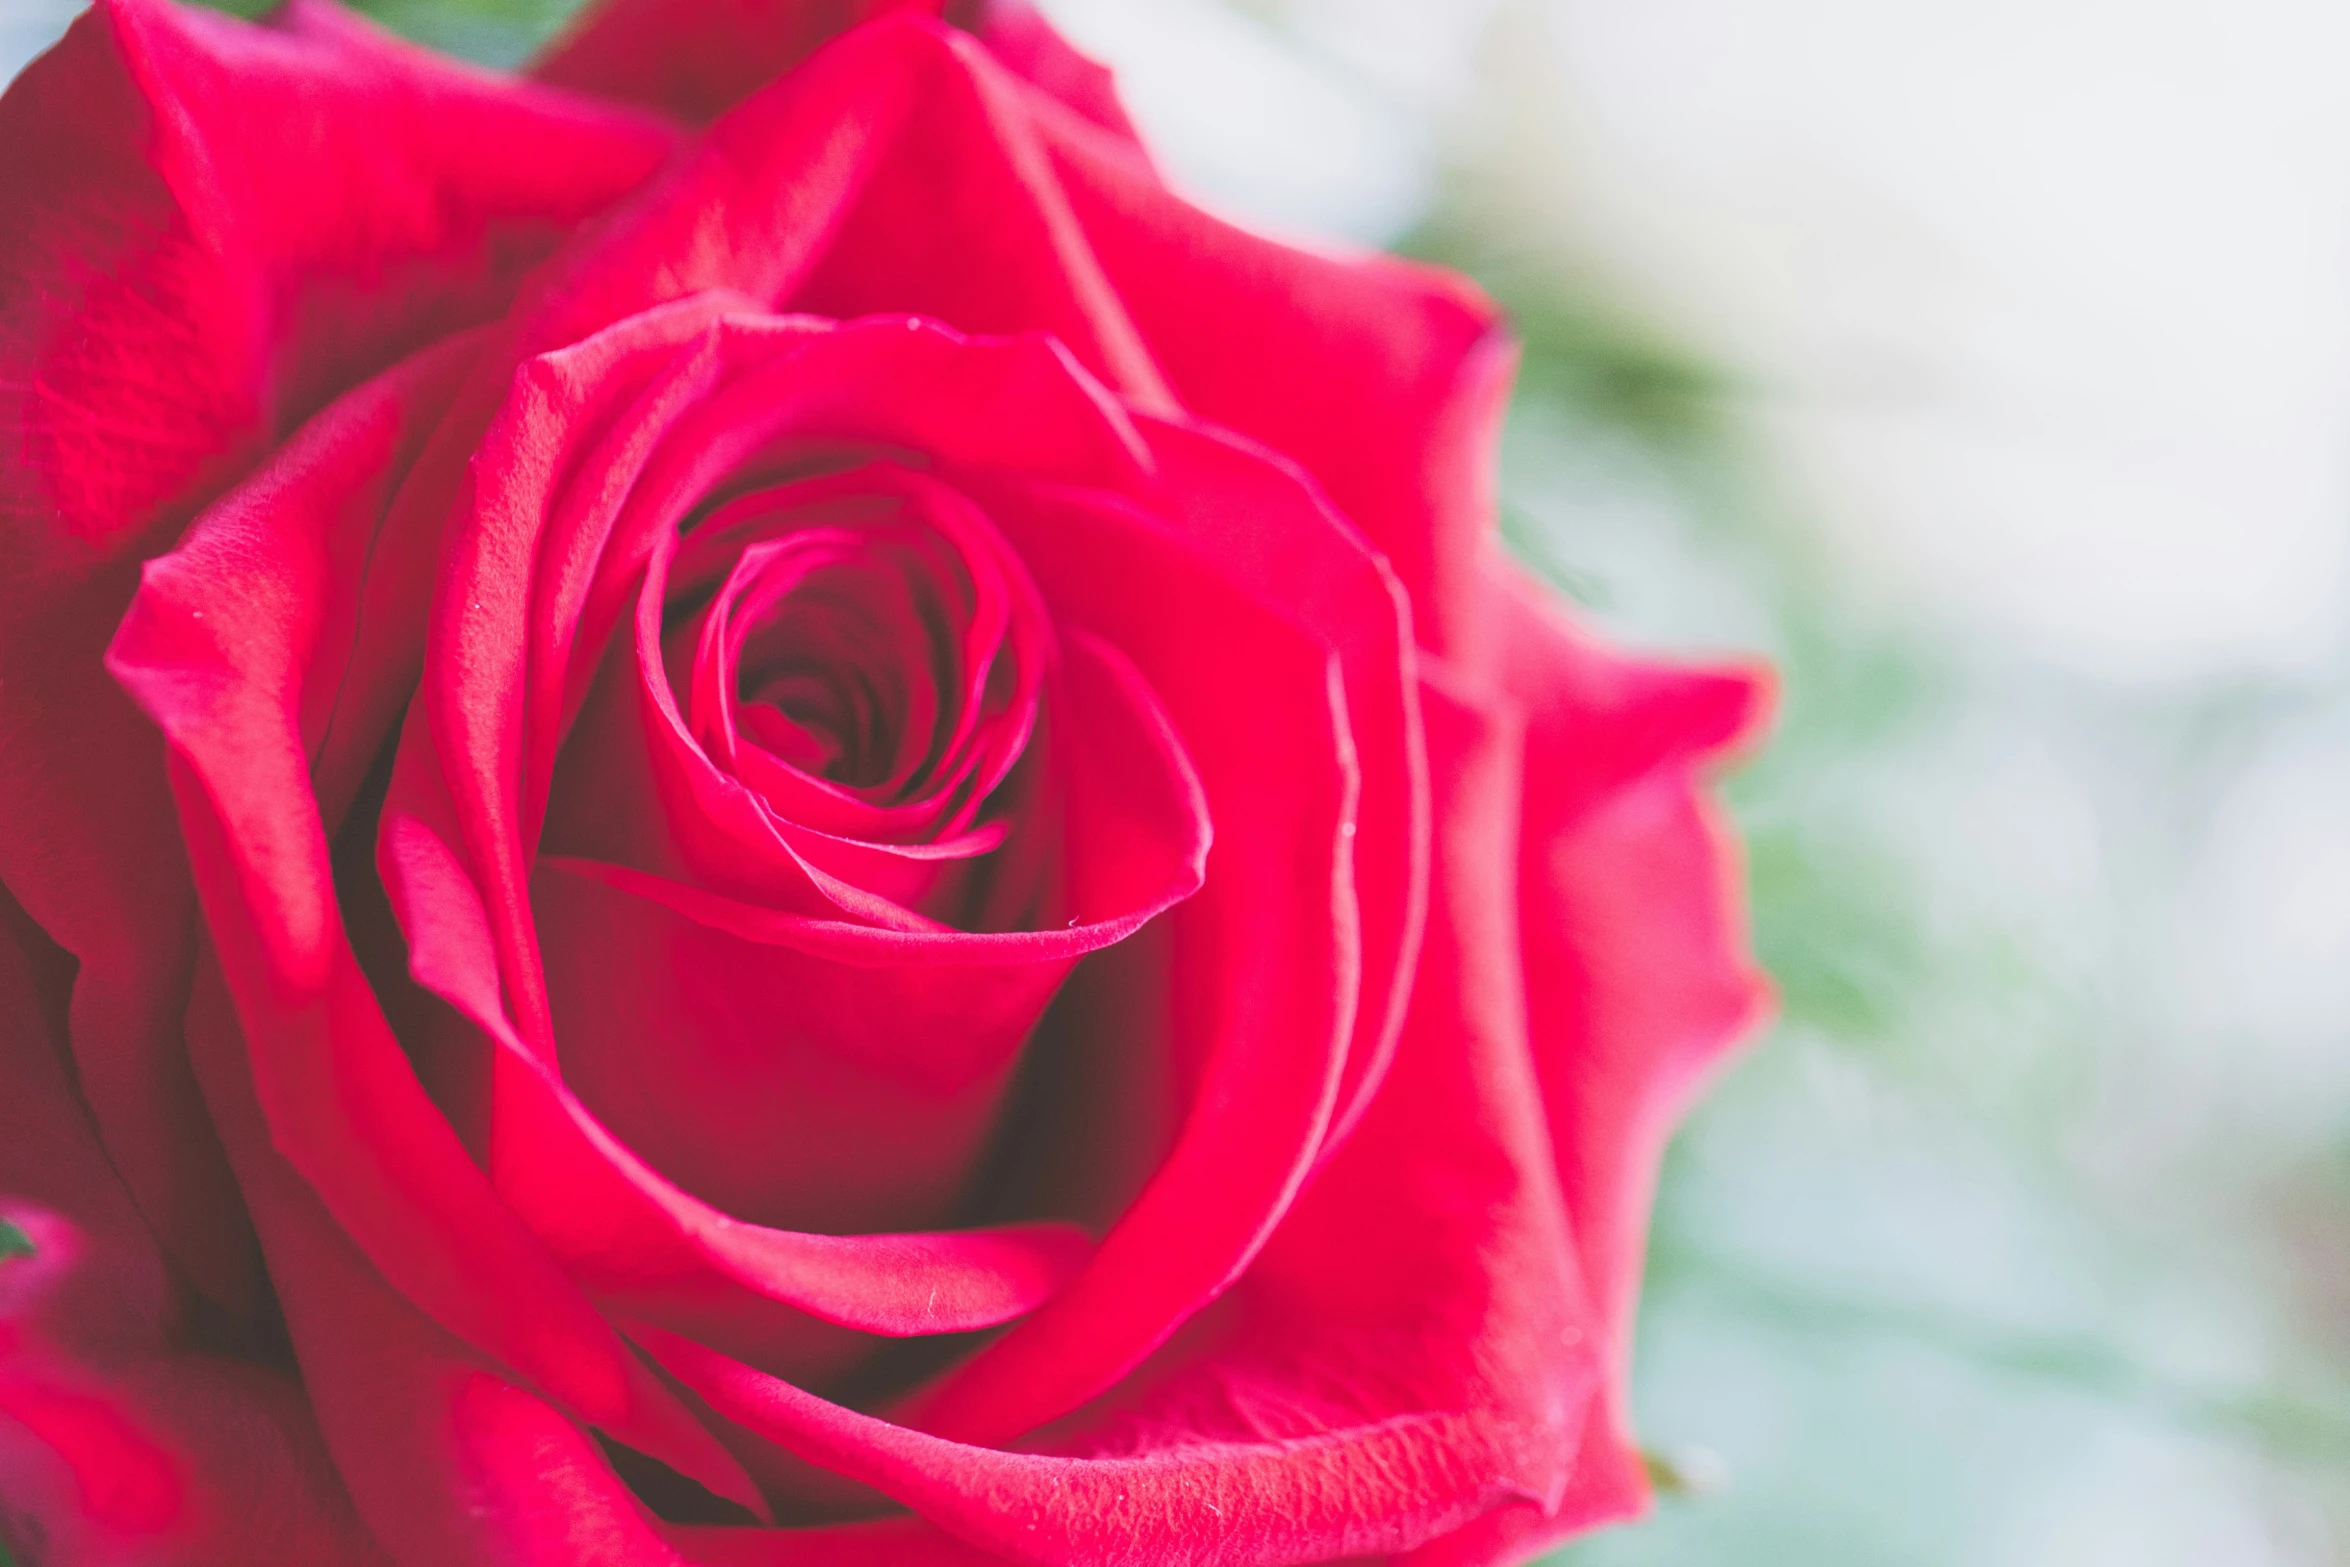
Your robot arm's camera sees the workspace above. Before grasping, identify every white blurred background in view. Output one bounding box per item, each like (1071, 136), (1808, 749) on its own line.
(8, 0), (2350, 1560)
(1036, 3), (2350, 1562)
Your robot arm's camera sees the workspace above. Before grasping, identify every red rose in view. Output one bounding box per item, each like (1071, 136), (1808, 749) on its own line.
(0, 2), (1769, 1563)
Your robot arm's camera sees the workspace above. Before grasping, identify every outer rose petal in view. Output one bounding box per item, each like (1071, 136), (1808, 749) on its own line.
(1480, 553), (1773, 1545)
(1103, 415), (1429, 1153)
(178, 960), (725, 1567)
(534, 0), (1143, 147)
(1, 896), (384, 1566)
(892, 478), (1365, 1446)
(0, 894), (171, 1360)
(0, 0), (678, 1307)
(1026, 102), (1513, 662)
(972, 1), (1148, 146)
(0, 1328), (387, 1567)
(534, 0), (950, 122)
(0, 0), (677, 557)
(518, 16), (1169, 398)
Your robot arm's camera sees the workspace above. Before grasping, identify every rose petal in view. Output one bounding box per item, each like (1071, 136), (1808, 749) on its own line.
(532, 630), (1206, 1245)
(1, 904), (385, 1566)
(429, 296), (1383, 1451)
(532, 0), (948, 123)
(639, 1321), (1550, 1567)
(0, 0), (677, 1309)
(1485, 555), (1772, 1532)
(490, 313), (1423, 1448)
(615, 468), (1037, 923)
(451, 627), (1203, 1385)
(537, 3), (1502, 664)
(525, 16), (1169, 408)
(185, 952), (1073, 1567)
(974, 1), (1148, 149)
(376, 303), (1145, 1102)
(1395, 1499), (1562, 1567)
(531, 311), (1149, 917)
(521, 7), (1444, 1157)
(784, 28), (1172, 409)
(1025, 86), (1514, 659)
(0, 1339), (389, 1567)
(655, 1516), (1009, 1566)
(0, 893), (173, 1359)
(1055, 668), (1611, 1560)
(1111, 413), (1430, 1160)
(106, 343), (769, 1520)
(1, 0), (676, 560)
(532, 0), (1144, 159)
(626, 671), (1598, 1565)
(179, 961), (731, 1567)
(338, 298), (1215, 1398)
(895, 483), (1362, 1444)
(358, 308), (1165, 1325)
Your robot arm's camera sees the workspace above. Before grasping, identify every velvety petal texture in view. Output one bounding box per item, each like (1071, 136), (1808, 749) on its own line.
(1, 892), (387, 1565)
(0, 0), (678, 1315)
(1, 2), (1772, 1564)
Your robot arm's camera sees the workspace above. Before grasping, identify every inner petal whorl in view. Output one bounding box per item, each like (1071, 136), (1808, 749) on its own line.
(663, 465), (1050, 852)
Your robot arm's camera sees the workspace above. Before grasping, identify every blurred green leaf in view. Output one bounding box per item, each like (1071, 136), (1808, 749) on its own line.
(198, 0), (588, 66)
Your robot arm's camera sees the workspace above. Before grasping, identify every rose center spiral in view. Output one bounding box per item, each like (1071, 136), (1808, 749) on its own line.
(666, 464), (1047, 850)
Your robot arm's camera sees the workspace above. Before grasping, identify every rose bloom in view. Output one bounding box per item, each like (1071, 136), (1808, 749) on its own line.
(0, 1), (1769, 1563)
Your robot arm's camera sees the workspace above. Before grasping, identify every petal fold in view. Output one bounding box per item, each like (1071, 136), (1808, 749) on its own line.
(0, 0), (677, 1307)
(1485, 555), (1773, 1532)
